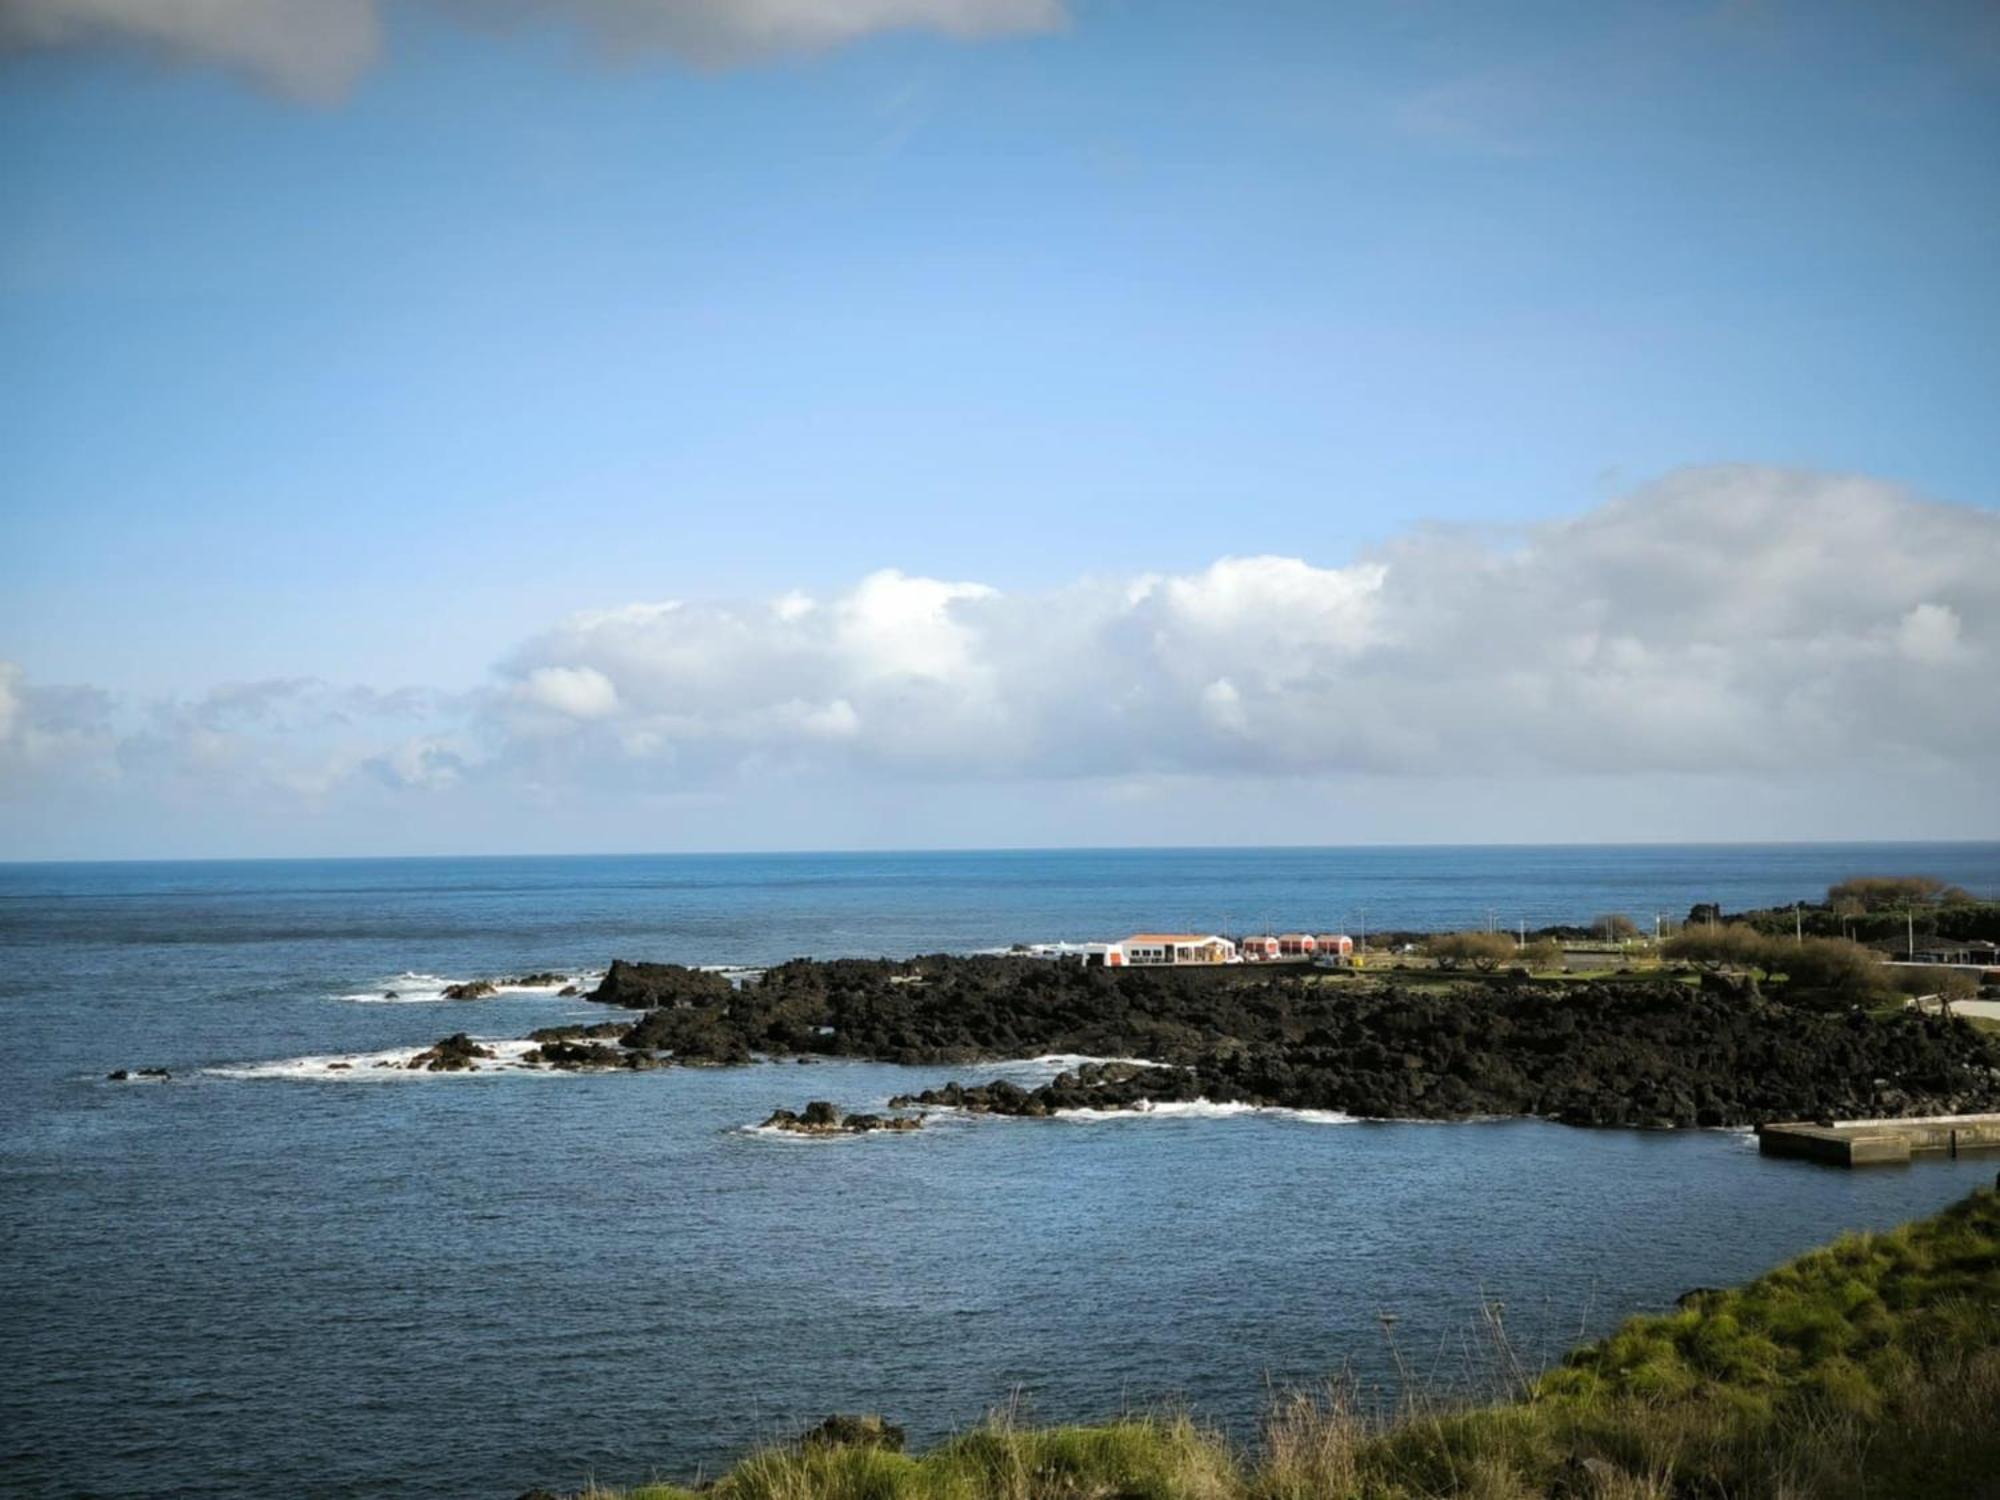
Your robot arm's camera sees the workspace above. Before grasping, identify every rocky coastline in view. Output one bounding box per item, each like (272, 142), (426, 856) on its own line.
(130, 948), (2000, 1128)
(560, 955), (1998, 1128)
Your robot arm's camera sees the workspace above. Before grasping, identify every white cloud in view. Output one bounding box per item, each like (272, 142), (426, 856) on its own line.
(517, 664), (620, 719)
(0, 661), (20, 743)
(1897, 602), (1962, 663)
(2, 468), (1996, 853)
(488, 467), (2000, 786)
(0, 0), (1064, 100)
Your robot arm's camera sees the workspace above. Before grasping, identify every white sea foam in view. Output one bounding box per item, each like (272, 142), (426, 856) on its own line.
(336, 971), (603, 1004)
(980, 1053), (1163, 1084)
(1051, 1099), (1361, 1125)
(738, 1122), (921, 1143)
(207, 1038), (549, 1081)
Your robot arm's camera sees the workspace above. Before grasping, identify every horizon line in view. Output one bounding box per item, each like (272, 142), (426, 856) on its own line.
(3, 836), (1997, 869)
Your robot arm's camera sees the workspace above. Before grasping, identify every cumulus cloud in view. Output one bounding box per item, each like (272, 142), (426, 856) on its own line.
(483, 468), (1999, 792)
(0, 0), (1065, 99)
(2, 467), (1996, 850)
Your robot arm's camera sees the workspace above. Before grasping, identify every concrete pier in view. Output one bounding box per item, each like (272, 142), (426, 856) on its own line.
(1757, 1113), (2000, 1167)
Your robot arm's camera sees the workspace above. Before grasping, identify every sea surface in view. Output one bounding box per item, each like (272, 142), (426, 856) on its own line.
(2, 844), (1998, 1499)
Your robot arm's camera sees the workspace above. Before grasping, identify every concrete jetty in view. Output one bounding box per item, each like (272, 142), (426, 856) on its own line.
(1758, 1113), (2000, 1167)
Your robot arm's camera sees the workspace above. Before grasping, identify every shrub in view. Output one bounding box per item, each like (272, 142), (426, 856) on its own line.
(1769, 937), (1895, 1010)
(1426, 932), (1518, 971)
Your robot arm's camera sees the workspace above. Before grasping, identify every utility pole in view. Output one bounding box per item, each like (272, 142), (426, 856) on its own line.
(1654, 912), (1663, 942)
(1518, 918), (1526, 949)
(1358, 909), (1367, 954)
(1907, 906), (1916, 961)
(1795, 903), (1803, 946)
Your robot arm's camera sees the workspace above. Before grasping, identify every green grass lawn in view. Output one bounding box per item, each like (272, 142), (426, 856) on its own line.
(584, 1191), (2000, 1500)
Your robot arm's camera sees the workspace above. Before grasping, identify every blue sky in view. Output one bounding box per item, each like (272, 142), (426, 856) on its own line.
(1, 1), (1997, 856)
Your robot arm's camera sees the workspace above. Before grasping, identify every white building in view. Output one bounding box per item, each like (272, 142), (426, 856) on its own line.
(1122, 933), (1237, 966)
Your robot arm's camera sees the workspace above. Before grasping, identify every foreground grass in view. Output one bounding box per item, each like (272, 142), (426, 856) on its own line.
(593, 1191), (2000, 1500)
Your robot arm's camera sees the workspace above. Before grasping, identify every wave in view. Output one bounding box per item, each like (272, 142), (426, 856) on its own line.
(336, 971), (603, 1004)
(1051, 1099), (1360, 1125)
(206, 1038), (550, 1081)
(737, 1122), (922, 1143)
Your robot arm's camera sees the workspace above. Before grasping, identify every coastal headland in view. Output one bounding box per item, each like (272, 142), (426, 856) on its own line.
(401, 939), (2000, 1130)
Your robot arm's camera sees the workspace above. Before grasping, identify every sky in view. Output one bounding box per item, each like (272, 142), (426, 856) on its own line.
(1, 0), (1997, 858)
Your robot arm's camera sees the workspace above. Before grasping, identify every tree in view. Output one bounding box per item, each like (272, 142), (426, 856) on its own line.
(1425, 931), (1517, 972)
(1594, 913), (1639, 942)
(1663, 925), (1771, 972)
(1937, 969), (1979, 1019)
(1898, 967), (1981, 1018)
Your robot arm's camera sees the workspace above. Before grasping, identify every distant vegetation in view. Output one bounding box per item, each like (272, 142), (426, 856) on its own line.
(1827, 875), (1974, 912)
(1715, 874), (1997, 947)
(576, 1191), (2000, 1500)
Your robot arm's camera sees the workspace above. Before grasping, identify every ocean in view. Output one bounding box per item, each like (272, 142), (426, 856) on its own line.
(2, 843), (1997, 1498)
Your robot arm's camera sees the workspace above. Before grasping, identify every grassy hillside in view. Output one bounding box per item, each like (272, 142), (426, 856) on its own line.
(577, 1190), (2000, 1500)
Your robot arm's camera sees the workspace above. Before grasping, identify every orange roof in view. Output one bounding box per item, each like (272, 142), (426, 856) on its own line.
(1125, 933), (1224, 944)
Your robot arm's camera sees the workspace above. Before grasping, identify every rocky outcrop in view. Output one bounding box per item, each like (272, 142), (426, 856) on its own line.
(523, 1040), (664, 1071)
(892, 1061), (1202, 1116)
(506, 972), (568, 987)
(441, 980), (498, 1001)
(408, 1033), (494, 1071)
(886, 992), (2000, 1128)
(760, 1100), (922, 1135)
(588, 959), (734, 1011)
(526, 1021), (628, 1043)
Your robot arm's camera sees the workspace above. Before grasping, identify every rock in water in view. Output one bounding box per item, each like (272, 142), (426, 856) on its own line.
(760, 1101), (922, 1135)
(440, 980), (497, 1001)
(407, 1033), (495, 1071)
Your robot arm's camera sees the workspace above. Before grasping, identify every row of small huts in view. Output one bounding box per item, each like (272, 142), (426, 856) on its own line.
(1079, 932), (1355, 968)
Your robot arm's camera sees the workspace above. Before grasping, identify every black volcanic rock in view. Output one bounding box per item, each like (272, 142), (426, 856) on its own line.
(760, 1100), (922, 1135)
(408, 1033), (493, 1071)
(497, 953), (2000, 1129)
(588, 959), (733, 1010)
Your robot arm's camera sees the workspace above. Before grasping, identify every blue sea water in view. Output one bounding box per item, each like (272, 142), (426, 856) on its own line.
(2, 844), (1997, 1499)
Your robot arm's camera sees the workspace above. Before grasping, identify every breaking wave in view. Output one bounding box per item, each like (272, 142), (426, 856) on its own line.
(1051, 1099), (1360, 1125)
(206, 1038), (549, 1080)
(336, 972), (601, 1004)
